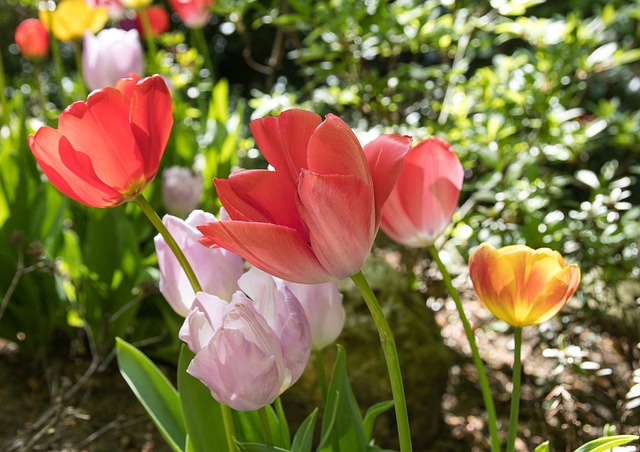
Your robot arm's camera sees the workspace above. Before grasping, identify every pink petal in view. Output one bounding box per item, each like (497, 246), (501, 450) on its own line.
(296, 170), (375, 280)
(250, 109), (321, 184)
(198, 221), (334, 284)
(214, 170), (308, 237)
(29, 128), (123, 207)
(129, 75), (173, 180)
(58, 88), (143, 192)
(306, 114), (371, 183)
(363, 134), (412, 226)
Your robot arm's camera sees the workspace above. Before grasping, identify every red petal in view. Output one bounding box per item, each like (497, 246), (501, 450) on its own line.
(363, 134), (411, 226)
(214, 170), (308, 237)
(198, 221), (334, 284)
(29, 128), (123, 207)
(306, 114), (371, 183)
(129, 75), (173, 181)
(115, 73), (142, 99)
(58, 88), (143, 192)
(296, 170), (374, 279)
(250, 109), (321, 184)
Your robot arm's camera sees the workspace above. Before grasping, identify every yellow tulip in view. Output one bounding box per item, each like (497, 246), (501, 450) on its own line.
(121, 0), (153, 9)
(40, 0), (108, 42)
(468, 243), (580, 327)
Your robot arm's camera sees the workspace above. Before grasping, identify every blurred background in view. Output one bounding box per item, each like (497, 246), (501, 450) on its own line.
(0, 0), (639, 450)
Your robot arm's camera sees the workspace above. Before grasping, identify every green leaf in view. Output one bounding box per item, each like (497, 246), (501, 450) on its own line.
(573, 435), (639, 452)
(116, 338), (186, 452)
(235, 443), (288, 452)
(534, 441), (550, 452)
(290, 409), (317, 452)
(363, 400), (394, 442)
(318, 345), (367, 451)
(178, 344), (230, 452)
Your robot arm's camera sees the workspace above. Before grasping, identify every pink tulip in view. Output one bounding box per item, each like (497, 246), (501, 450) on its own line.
(277, 279), (344, 351)
(154, 210), (244, 316)
(179, 268), (311, 411)
(169, 0), (213, 28)
(380, 137), (464, 247)
(161, 166), (202, 217)
(198, 109), (411, 284)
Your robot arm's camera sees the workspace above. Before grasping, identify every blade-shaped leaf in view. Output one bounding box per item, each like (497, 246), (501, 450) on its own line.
(363, 400), (394, 442)
(116, 338), (186, 452)
(290, 409), (317, 452)
(573, 435), (638, 452)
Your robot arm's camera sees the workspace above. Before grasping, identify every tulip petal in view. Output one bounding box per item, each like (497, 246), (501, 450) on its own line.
(306, 114), (371, 183)
(58, 88), (143, 192)
(198, 221), (334, 284)
(296, 170), (374, 280)
(29, 128), (123, 207)
(129, 75), (173, 180)
(214, 170), (307, 236)
(250, 109), (321, 184)
(363, 134), (412, 225)
(527, 264), (580, 325)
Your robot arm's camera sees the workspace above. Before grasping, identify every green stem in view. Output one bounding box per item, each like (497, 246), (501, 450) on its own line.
(133, 194), (238, 452)
(350, 271), (412, 452)
(506, 327), (522, 452)
(313, 349), (328, 403)
(47, 10), (67, 105)
(139, 8), (158, 74)
(33, 61), (50, 110)
(258, 407), (274, 446)
(428, 245), (500, 452)
(0, 43), (9, 127)
(73, 40), (86, 98)
(192, 27), (215, 79)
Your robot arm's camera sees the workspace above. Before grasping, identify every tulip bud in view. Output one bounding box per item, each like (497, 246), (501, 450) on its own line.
(154, 210), (244, 316)
(82, 28), (143, 91)
(381, 137), (464, 248)
(86, 0), (125, 20)
(179, 268), (312, 411)
(169, 0), (214, 28)
(15, 19), (49, 60)
(135, 6), (170, 38)
(161, 166), (203, 218)
(277, 279), (344, 351)
(468, 243), (581, 327)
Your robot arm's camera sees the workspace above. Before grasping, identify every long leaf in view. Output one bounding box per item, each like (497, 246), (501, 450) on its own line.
(178, 344), (230, 452)
(290, 409), (317, 452)
(116, 338), (187, 451)
(573, 435), (638, 452)
(363, 400), (394, 442)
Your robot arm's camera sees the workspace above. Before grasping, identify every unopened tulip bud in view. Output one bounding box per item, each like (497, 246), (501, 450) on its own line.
(15, 19), (49, 59)
(161, 166), (203, 218)
(169, 0), (214, 28)
(83, 28), (143, 91)
(154, 210), (244, 316)
(469, 243), (580, 327)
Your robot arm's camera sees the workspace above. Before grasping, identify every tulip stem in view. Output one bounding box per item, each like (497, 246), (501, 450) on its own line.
(47, 10), (68, 106)
(139, 8), (158, 74)
(428, 245), (500, 452)
(0, 43), (9, 127)
(133, 194), (238, 452)
(313, 349), (328, 403)
(258, 407), (274, 446)
(192, 27), (215, 80)
(350, 271), (412, 452)
(33, 62), (50, 111)
(73, 41), (87, 98)
(507, 327), (522, 452)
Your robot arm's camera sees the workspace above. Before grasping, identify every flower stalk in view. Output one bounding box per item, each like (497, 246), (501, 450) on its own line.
(506, 327), (523, 452)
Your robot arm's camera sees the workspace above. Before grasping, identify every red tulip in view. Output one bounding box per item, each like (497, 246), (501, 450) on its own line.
(198, 109), (411, 284)
(380, 137), (464, 247)
(135, 6), (170, 37)
(14, 19), (49, 59)
(28, 74), (173, 208)
(169, 0), (214, 28)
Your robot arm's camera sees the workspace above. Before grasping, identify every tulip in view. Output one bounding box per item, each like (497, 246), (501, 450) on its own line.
(135, 6), (170, 38)
(277, 279), (344, 351)
(179, 267), (311, 411)
(198, 109), (411, 284)
(380, 137), (464, 247)
(39, 0), (108, 42)
(28, 74), (172, 208)
(15, 19), (49, 59)
(86, 0), (126, 20)
(169, 0), (214, 28)
(468, 243), (581, 327)
(154, 210), (244, 316)
(83, 29), (144, 91)
(161, 166), (202, 217)
(121, 0), (152, 9)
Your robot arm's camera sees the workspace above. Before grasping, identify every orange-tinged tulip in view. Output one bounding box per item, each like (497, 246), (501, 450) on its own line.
(468, 243), (580, 327)
(40, 0), (108, 42)
(15, 19), (50, 59)
(28, 74), (173, 208)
